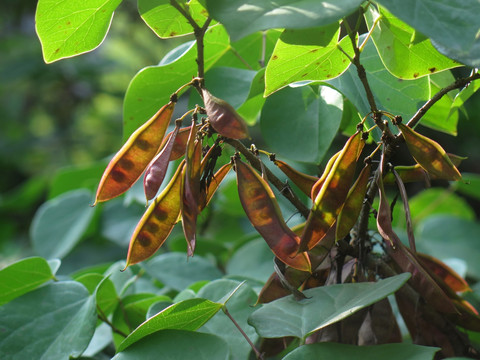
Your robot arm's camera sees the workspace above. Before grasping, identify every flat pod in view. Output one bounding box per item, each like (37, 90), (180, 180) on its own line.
(234, 157), (311, 272)
(274, 159), (318, 197)
(161, 125), (200, 161)
(182, 123), (202, 256)
(300, 131), (364, 251)
(94, 102), (175, 205)
(310, 151), (340, 200)
(336, 163), (372, 241)
(202, 88), (249, 140)
(144, 120), (182, 201)
(198, 162), (232, 211)
(397, 123), (461, 181)
(124, 160), (185, 268)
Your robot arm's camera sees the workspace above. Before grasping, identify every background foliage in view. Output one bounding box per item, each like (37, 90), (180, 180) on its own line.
(1, 0), (480, 359)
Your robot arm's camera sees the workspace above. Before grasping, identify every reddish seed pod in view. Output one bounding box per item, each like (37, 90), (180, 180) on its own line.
(202, 88), (249, 140)
(143, 120), (182, 201)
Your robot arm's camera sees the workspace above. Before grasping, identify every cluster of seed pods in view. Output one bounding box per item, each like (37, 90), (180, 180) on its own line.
(93, 80), (477, 330)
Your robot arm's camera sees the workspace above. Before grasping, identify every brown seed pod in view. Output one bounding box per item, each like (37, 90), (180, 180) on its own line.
(202, 88), (249, 140)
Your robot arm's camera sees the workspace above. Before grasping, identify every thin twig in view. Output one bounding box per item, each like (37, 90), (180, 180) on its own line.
(97, 306), (129, 338)
(224, 138), (310, 218)
(406, 72), (480, 129)
(223, 306), (264, 360)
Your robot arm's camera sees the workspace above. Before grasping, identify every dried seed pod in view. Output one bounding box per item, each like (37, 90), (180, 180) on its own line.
(198, 162), (232, 211)
(161, 125), (200, 161)
(181, 123), (202, 256)
(124, 160), (185, 268)
(234, 157), (311, 272)
(336, 163), (372, 241)
(93, 102), (175, 205)
(273, 159), (319, 197)
(299, 131), (364, 252)
(376, 171), (457, 314)
(397, 123), (461, 181)
(143, 119), (182, 201)
(202, 88), (249, 139)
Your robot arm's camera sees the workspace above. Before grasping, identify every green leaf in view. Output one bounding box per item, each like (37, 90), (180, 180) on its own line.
(226, 238), (274, 283)
(260, 85), (343, 163)
(122, 25), (229, 140)
(76, 274), (118, 317)
(112, 329), (229, 360)
(454, 173), (480, 200)
(205, 0), (365, 41)
(35, 0), (123, 63)
(118, 298), (222, 351)
(139, 0), (210, 38)
(265, 25), (354, 95)
(0, 281), (97, 360)
(393, 188), (475, 229)
(31, 189), (95, 259)
(248, 273), (410, 340)
(48, 162), (106, 199)
(237, 68), (267, 125)
(417, 216), (480, 280)
(0, 257), (54, 306)
(283, 343), (439, 360)
(375, 0), (480, 67)
(197, 279), (258, 360)
(143, 252), (223, 291)
(364, 6), (461, 80)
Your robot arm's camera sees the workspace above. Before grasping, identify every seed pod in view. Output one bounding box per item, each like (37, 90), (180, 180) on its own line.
(93, 102), (175, 205)
(336, 163), (372, 241)
(124, 160), (185, 268)
(234, 157), (311, 272)
(311, 150), (341, 200)
(198, 162), (232, 211)
(376, 171), (457, 314)
(143, 119), (182, 201)
(273, 159), (319, 197)
(161, 125), (199, 161)
(299, 131), (364, 252)
(397, 123), (461, 181)
(182, 123), (202, 256)
(202, 88), (249, 139)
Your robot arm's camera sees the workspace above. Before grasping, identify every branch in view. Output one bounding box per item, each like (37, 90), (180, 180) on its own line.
(406, 71), (480, 128)
(224, 138), (310, 218)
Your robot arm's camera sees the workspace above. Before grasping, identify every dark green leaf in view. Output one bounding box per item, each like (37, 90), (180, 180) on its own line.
(454, 173), (480, 200)
(197, 279), (258, 360)
(143, 253), (223, 291)
(205, 0), (364, 41)
(248, 273), (410, 340)
(0, 281), (97, 360)
(35, 0), (122, 63)
(283, 343), (438, 360)
(417, 216), (480, 280)
(112, 329), (229, 360)
(31, 189), (95, 259)
(375, 0), (480, 67)
(0, 257), (53, 306)
(261, 85), (342, 163)
(76, 274), (118, 316)
(118, 298), (223, 351)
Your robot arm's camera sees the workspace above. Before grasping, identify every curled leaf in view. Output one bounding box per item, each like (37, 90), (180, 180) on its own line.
(273, 159), (319, 197)
(234, 157), (311, 272)
(144, 119), (182, 201)
(124, 161), (185, 268)
(202, 88), (249, 139)
(94, 102), (175, 205)
(336, 163), (372, 241)
(300, 131), (364, 251)
(397, 123), (461, 181)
